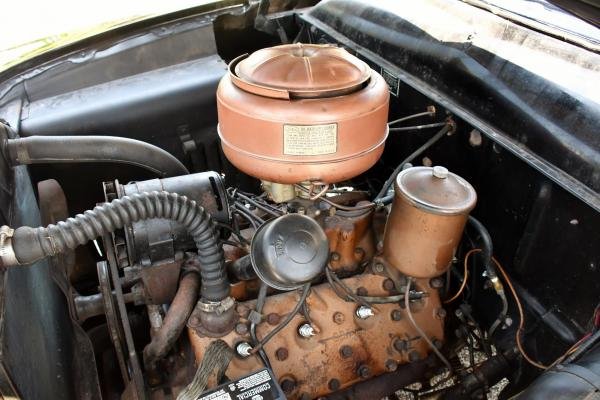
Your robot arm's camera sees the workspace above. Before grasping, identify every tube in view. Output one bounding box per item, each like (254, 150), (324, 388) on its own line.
(5, 135), (189, 177)
(3, 190), (229, 302)
(374, 123), (453, 200)
(143, 272), (200, 368)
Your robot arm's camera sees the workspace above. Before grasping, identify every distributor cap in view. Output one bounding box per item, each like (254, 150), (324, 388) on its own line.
(251, 213), (329, 290)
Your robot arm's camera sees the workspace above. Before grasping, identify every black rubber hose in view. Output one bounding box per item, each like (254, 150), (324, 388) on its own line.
(467, 216), (495, 279)
(5, 135), (188, 177)
(11, 191), (229, 301)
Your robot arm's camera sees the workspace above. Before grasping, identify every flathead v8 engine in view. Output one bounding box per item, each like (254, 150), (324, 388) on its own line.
(0, 44), (479, 400)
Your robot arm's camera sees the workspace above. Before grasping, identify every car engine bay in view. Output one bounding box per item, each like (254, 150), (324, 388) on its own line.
(0, 1), (598, 399)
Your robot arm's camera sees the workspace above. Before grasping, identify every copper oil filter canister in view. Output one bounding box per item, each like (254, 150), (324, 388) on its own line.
(382, 166), (477, 278)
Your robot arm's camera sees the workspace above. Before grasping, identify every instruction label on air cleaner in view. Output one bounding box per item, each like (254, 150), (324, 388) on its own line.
(196, 368), (285, 400)
(283, 123), (337, 156)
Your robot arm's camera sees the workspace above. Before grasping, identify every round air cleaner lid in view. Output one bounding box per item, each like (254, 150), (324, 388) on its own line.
(251, 213), (329, 290)
(232, 43), (371, 98)
(395, 166), (477, 215)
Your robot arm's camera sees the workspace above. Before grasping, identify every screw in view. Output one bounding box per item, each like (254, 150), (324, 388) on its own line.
(430, 277), (444, 289)
(373, 263), (384, 273)
(275, 347), (289, 361)
(357, 365), (371, 379)
(393, 338), (408, 352)
(280, 378), (296, 394)
(354, 247), (365, 258)
(356, 287), (368, 296)
(236, 342), (252, 357)
(408, 351), (421, 362)
(340, 345), (353, 358)
(328, 378), (341, 391)
(356, 306), (374, 319)
(331, 252), (340, 261)
(267, 313), (281, 325)
(503, 316), (513, 328)
(383, 278), (395, 291)
(235, 323), (248, 335)
(298, 323), (316, 338)
(391, 309), (403, 321)
(437, 308), (447, 319)
(385, 359), (398, 372)
(333, 312), (345, 324)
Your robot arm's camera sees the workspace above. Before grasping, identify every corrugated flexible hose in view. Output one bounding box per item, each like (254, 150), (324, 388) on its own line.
(9, 190), (230, 301)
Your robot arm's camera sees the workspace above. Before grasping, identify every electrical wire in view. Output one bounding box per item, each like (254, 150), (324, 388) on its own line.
(443, 249), (478, 304)
(404, 278), (453, 373)
(294, 184), (376, 211)
(491, 256), (548, 369)
(251, 283), (311, 353)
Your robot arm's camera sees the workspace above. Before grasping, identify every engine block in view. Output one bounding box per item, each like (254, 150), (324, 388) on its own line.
(188, 273), (445, 398)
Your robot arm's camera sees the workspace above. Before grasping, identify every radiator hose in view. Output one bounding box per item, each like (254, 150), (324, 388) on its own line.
(0, 191), (229, 302)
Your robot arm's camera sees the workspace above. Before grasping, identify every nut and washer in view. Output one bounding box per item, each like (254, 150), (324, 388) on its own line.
(355, 306), (374, 319)
(298, 323), (316, 338)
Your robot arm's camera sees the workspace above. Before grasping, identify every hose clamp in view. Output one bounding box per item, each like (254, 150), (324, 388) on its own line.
(0, 226), (18, 267)
(197, 296), (235, 315)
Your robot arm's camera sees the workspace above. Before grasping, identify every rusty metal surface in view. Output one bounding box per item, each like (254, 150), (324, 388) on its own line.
(324, 207), (375, 273)
(188, 273), (444, 399)
(143, 272), (200, 373)
(383, 167), (476, 278)
(140, 260), (182, 305)
(217, 44), (390, 184)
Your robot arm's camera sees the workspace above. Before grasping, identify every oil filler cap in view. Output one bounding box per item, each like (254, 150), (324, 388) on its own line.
(251, 214), (328, 290)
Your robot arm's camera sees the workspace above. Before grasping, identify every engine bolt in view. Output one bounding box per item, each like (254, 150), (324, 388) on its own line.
(331, 252), (341, 261)
(340, 345), (353, 358)
(391, 309), (403, 321)
(235, 323), (248, 335)
(266, 313), (281, 325)
(280, 378), (296, 394)
(333, 312), (345, 324)
(436, 308), (447, 319)
(356, 287), (368, 296)
(354, 247), (365, 258)
(275, 347), (289, 361)
(328, 378), (341, 391)
(393, 338), (408, 352)
(236, 342), (252, 358)
(385, 359), (398, 372)
(430, 277), (444, 289)
(383, 278), (395, 291)
(373, 263), (385, 273)
(298, 323), (316, 338)
(408, 350), (421, 362)
(357, 364), (371, 379)
(356, 306), (374, 319)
